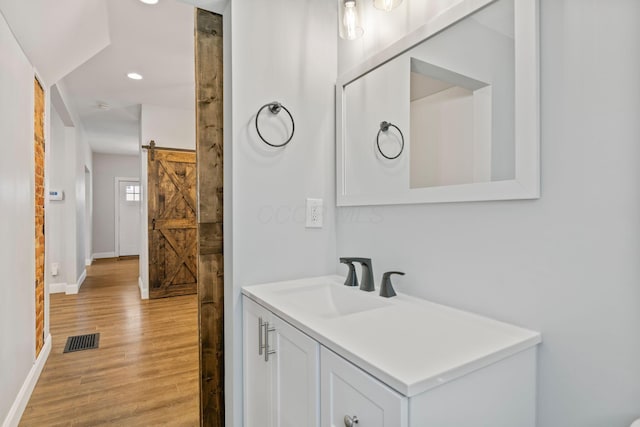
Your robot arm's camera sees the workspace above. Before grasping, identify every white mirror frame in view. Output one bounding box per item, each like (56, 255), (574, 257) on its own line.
(336, 0), (540, 206)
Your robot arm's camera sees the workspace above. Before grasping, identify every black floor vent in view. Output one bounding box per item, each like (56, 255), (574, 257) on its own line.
(63, 333), (100, 353)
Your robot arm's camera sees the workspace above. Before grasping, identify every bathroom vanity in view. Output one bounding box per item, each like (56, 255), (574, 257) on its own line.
(242, 276), (541, 427)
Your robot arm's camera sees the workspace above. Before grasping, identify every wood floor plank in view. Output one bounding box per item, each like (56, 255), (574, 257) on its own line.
(20, 258), (199, 426)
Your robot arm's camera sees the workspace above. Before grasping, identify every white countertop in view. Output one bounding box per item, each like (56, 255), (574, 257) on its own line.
(242, 275), (541, 397)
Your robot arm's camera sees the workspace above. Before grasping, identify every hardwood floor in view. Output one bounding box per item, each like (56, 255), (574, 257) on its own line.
(20, 258), (199, 427)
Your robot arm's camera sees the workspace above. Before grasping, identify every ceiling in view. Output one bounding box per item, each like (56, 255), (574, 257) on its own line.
(60, 0), (197, 155)
(0, 0), (111, 86)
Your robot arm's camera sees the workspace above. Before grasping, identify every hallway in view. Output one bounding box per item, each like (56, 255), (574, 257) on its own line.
(20, 259), (199, 426)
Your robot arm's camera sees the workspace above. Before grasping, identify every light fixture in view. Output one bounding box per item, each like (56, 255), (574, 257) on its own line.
(373, 0), (402, 12)
(139, 0), (159, 4)
(339, 0), (364, 40)
(127, 72), (143, 80)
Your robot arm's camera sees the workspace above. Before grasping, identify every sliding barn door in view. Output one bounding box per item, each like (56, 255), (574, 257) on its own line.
(148, 149), (197, 298)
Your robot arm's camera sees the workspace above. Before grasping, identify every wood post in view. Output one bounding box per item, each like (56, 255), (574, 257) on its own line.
(195, 8), (224, 427)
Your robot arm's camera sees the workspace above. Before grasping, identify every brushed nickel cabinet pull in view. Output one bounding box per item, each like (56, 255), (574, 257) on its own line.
(258, 317), (265, 355)
(264, 321), (276, 362)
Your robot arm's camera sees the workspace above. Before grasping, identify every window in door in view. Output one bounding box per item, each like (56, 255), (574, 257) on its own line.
(125, 185), (140, 202)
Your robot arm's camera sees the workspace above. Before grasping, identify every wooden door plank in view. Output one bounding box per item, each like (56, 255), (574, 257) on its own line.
(158, 159), (198, 212)
(162, 165), (197, 219)
(148, 154), (159, 292)
(158, 230), (198, 282)
(154, 218), (198, 229)
(156, 150), (198, 163)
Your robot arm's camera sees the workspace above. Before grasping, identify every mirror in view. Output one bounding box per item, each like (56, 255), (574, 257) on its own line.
(337, 0), (539, 206)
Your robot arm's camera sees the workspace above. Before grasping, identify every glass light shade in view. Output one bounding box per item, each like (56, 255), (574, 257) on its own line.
(373, 0), (402, 12)
(339, 0), (364, 40)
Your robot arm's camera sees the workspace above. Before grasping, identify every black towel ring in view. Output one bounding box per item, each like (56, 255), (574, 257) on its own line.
(255, 101), (295, 147)
(376, 121), (404, 160)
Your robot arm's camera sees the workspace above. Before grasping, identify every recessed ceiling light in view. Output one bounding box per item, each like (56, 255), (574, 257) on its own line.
(127, 72), (143, 80)
(139, 0), (159, 4)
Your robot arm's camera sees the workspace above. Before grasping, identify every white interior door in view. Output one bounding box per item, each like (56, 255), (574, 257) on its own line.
(118, 180), (140, 256)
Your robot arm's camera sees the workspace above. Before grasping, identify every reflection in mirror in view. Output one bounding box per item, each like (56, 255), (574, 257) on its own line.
(410, 58), (492, 188)
(409, 0), (515, 188)
(337, 0), (539, 206)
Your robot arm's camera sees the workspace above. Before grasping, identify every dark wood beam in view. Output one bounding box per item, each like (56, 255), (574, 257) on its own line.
(195, 8), (224, 427)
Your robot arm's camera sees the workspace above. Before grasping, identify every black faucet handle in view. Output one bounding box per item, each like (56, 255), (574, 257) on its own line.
(383, 271), (405, 278)
(380, 271), (405, 298)
(349, 257), (371, 265)
(339, 258), (359, 287)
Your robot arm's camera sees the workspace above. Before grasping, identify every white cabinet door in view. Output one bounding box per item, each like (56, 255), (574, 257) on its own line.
(321, 347), (408, 427)
(243, 297), (274, 427)
(244, 296), (320, 427)
(272, 315), (320, 427)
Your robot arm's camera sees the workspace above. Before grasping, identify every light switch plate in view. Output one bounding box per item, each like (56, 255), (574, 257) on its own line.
(51, 262), (59, 276)
(306, 198), (323, 228)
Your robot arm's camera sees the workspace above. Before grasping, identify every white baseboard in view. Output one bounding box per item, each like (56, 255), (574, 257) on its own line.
(92, 252), (115, 259)
(49, 283), (67, 294)
(66, 269), (87, 295)
(138, 276), (149, 300)
(85, 257), (92, 266)
(1, 334), (51, 427)
(77, 269), (86, 289)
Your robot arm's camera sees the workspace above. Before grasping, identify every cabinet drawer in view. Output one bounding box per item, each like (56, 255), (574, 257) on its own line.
(321, 347), (407, 427)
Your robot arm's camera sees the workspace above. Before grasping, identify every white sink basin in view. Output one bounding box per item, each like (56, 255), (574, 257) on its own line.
(242, 275), (541, 396)
(274, 282), (389, 318)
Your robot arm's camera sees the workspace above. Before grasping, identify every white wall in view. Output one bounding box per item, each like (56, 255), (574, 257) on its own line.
(336, 1), (640, 426)
(138, 104), (195, 298)
(140, 104), (195, 150)
(47, 107), (71, 285)
(45, 82), (94, 293)
(74, 125), (92, 279)
(228, 0), (337, 425)
(48, 100), (94, 289)
(92, 153), (139, 256)
(0, 10), (37, 423)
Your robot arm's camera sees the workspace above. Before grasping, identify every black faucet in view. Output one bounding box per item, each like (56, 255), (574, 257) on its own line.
(379, 271), (405, 298)
(339, 258), (359, 287)
(340, 257), (374, 292)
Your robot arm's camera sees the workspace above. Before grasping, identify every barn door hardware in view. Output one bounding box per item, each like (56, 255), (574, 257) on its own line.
(141, 140), (157, 161)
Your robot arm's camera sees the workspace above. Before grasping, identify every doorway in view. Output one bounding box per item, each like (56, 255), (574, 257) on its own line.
(115, 177), (141, 257)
